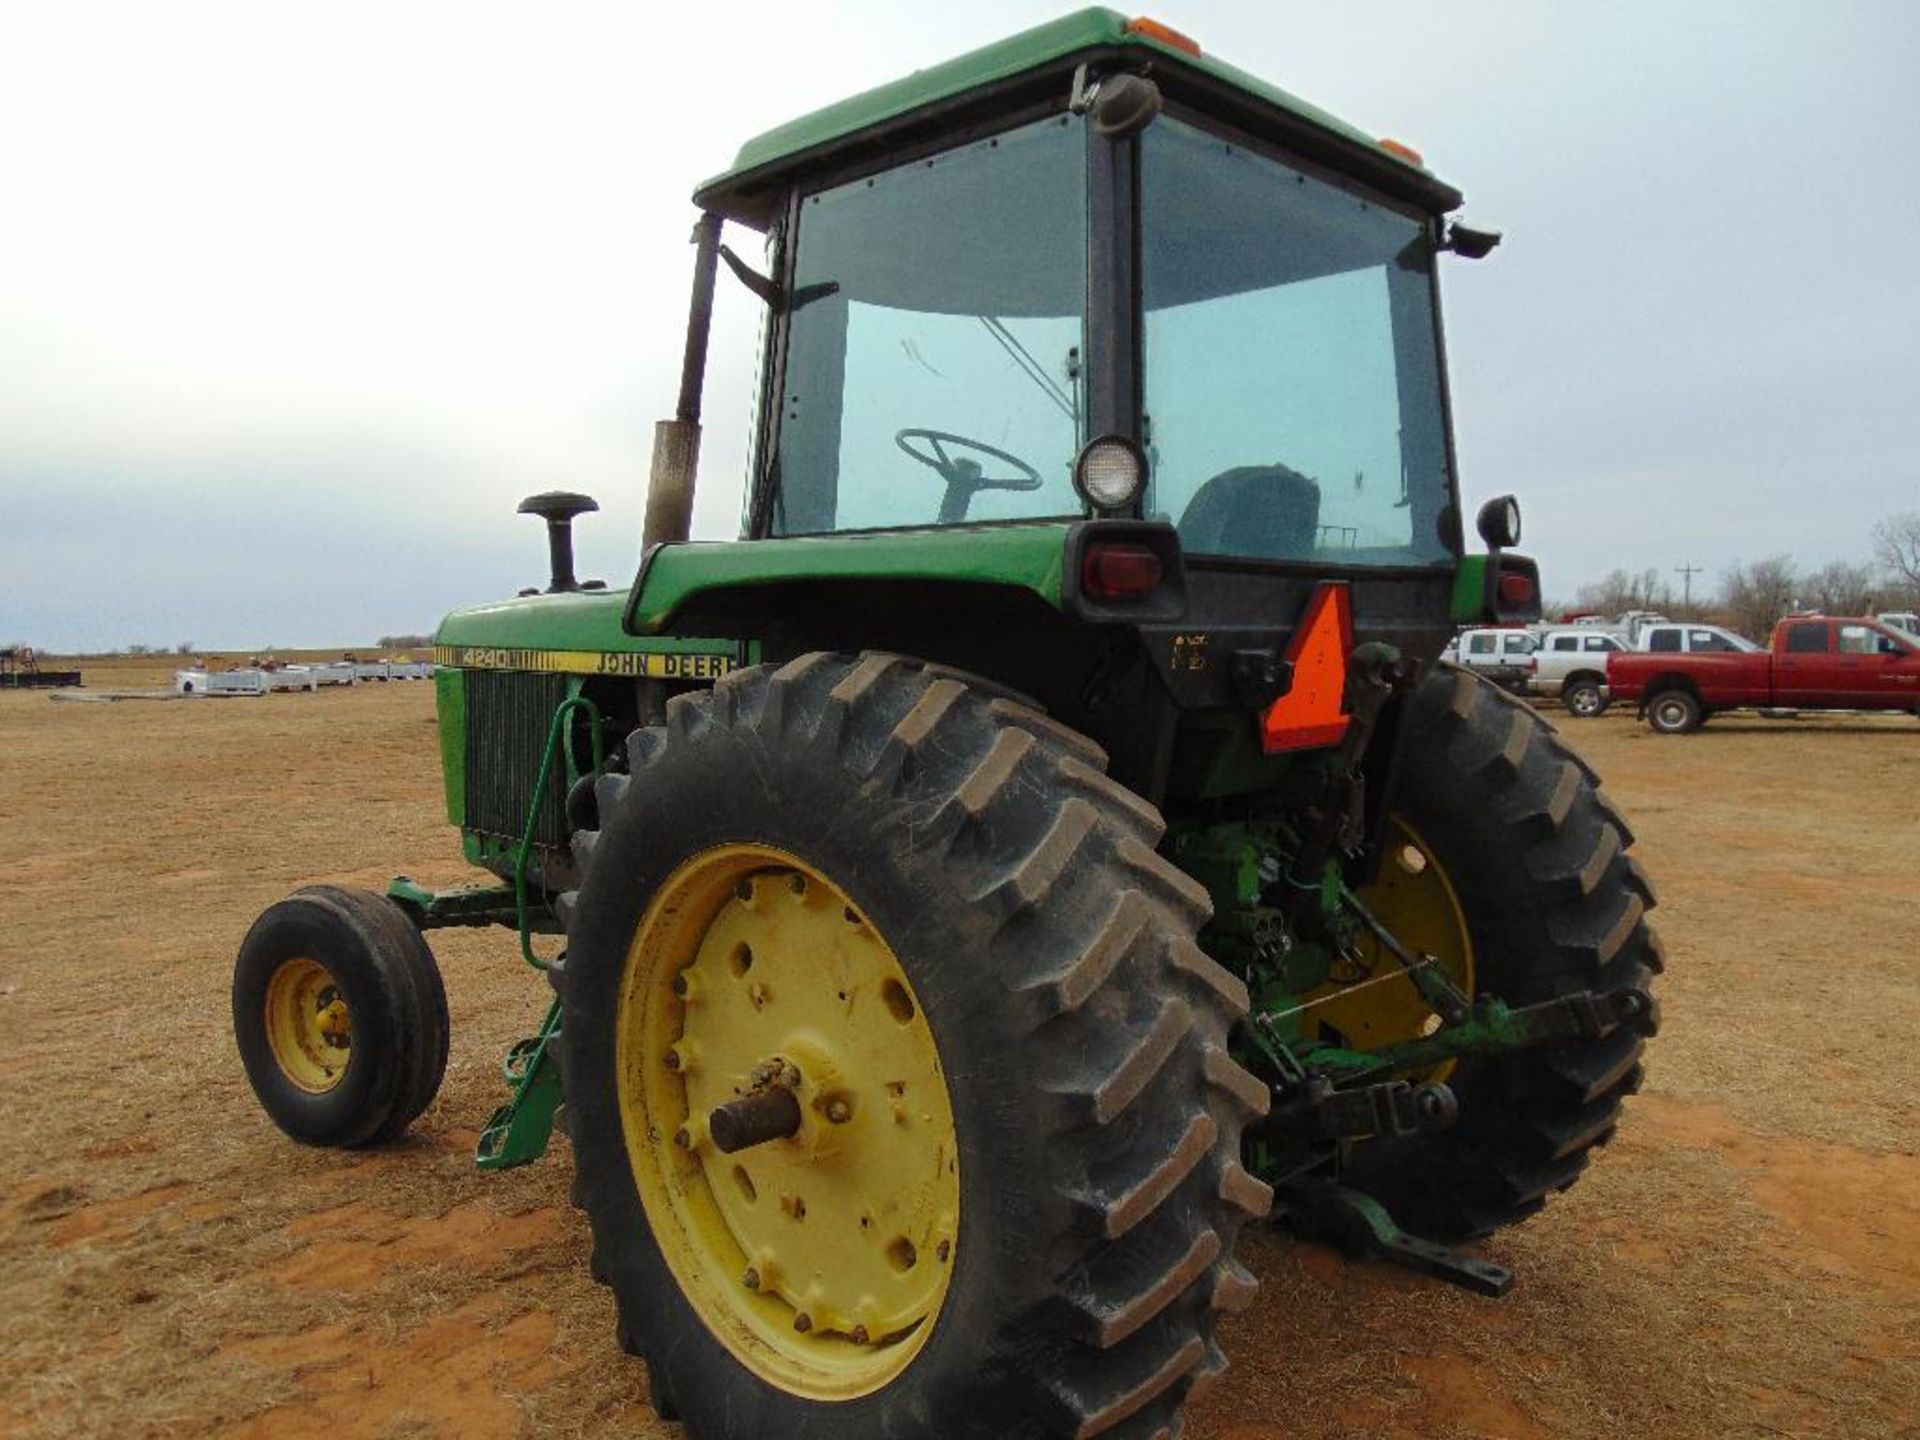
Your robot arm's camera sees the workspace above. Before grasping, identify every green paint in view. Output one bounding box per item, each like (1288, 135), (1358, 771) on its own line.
(434, 667), (466, 826)
(476, 998), (565, 1170)
(512, 694), (604, 971)
(1450, 555), (1490, 623)
(436, 587), (734, 656)
(698, 8), (1447, 213)
(386, 876), (547, 933)
(628, 523), (1073, 634)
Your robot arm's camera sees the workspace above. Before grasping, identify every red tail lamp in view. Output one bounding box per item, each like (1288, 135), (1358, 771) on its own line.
(1082, 542), (1165, 601)
(1499, 570), (1537, 607)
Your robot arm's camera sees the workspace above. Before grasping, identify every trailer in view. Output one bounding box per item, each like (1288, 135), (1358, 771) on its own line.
(1, 647), (82, 689)
(174, 669), (268, 696)
(312, 662), (358, 687)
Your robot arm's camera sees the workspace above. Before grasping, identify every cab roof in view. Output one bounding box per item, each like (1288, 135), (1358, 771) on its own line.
(695, 8), (1462, 225)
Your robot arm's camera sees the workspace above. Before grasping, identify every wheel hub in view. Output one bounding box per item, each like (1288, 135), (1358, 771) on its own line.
(619, 845), (960, 1400)
(263, 957), (352, 1094)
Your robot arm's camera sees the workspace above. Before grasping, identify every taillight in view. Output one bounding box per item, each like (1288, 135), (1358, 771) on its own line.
(1499, 571), (1536, 607)
(1082, 542), (1165, 601)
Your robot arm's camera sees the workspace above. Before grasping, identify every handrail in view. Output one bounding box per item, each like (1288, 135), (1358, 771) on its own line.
(514, 693), (605, 971)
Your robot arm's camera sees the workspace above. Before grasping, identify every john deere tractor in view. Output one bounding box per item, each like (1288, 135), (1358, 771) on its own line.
(233, 12), (1661, 1436)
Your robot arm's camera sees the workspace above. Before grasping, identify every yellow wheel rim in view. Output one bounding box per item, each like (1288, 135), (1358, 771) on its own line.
(264, 956), (353, 1093)
(1300, 817), (1474, 1079)
(617, 843), (960, 1400)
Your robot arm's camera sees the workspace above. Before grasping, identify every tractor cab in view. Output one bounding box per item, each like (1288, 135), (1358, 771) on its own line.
(697, 20), (1464, 571)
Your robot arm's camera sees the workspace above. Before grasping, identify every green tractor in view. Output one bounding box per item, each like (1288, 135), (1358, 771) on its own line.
(233, 11), (1660, 1436)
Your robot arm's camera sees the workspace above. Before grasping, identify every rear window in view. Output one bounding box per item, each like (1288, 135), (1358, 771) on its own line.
(1784, 623), (1829, 654)
(1647, 629), (1681, 653)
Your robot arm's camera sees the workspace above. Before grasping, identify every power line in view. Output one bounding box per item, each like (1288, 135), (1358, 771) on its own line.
(1675, 563), (1704, 613)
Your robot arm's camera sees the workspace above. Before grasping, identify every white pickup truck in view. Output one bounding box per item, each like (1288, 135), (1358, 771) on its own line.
(1445, 628), (1538, 694)
(1634, 622), (1760, 655)
(1526, 627), (1630, 717)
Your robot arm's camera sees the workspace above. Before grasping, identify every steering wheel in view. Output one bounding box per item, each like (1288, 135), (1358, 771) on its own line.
(895, 428), (1044, 524)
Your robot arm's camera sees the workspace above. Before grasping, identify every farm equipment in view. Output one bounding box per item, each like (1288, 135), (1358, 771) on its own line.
(233, 12), (1661, 1437)
(1, 646), (80, 689)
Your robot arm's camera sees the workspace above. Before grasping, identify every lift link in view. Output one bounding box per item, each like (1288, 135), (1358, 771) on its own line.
(1258, 1075), (1458, 1146)
(476, 996), (565, 1170)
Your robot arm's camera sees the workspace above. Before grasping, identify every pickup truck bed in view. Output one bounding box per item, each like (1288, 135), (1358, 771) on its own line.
(1610, 616), (1920, 731)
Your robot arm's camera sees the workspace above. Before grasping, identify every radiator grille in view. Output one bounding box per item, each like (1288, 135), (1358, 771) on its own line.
(463, 670), (572, 850)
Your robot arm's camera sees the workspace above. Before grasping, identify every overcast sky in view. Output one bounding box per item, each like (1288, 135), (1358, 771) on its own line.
(4, 1), (1916, 650)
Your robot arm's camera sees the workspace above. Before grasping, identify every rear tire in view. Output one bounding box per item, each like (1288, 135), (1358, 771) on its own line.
(1562, 678), (1609, 718)
(1338, 666), (1661, 1240)
(558, 653), (1269, 1439)
(233, 885), (449, 1147)
(1645, 688), (1703, 734)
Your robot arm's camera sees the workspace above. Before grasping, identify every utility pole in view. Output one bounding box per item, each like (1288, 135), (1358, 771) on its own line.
(1675, 563), (1703, 617)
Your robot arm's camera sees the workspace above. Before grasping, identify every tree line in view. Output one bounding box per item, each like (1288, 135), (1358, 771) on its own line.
(1557, 512), (1920, 641)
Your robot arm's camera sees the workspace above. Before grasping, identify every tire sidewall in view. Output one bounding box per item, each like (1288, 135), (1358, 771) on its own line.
(233, 894), (404, 1145)
(563, 718), (1091, 1436)
(1648, 691), (1698, 733)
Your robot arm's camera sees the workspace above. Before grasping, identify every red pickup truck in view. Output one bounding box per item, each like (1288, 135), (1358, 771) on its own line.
(1609, 615), (1920, 732)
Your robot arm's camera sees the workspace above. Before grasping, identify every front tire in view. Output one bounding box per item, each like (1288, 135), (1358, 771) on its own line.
(233, 885), (449, 1147)
(1339, 666), (1661, 1240)
(558, 653), (1270, 1439)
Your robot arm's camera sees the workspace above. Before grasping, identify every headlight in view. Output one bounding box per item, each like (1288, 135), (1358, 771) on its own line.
(1073, 436), (1146, 512)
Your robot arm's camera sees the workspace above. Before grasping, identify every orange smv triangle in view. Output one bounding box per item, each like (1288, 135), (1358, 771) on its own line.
(1261, 583), (1355, 753)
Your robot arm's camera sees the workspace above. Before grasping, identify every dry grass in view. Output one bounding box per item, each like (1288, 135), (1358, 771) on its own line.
(0, 685), (1913, 1438)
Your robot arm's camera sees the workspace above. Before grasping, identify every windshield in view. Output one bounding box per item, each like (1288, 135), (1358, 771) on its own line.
(771, 115), (1086, 535)
(1139, 117), (1454, 567)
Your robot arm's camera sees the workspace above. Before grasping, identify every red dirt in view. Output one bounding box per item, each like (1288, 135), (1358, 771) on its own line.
(1, 679), (1915, 1437)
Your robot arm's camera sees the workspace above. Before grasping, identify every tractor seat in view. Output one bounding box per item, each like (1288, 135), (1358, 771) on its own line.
(1176, 464), (1323, 560)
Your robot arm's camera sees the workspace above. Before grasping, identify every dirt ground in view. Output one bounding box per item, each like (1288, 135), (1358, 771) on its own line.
(1, 666), (1914, 1439)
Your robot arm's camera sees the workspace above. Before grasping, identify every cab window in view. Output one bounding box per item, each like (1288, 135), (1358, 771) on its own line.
(1584, 635), (1620, 652)
(1690, 629), (1734, 652)
(1467, 633), (1496, 656)
(1784, 623), (1830, 654)
(1837, 624), (1877, 655)
(773, 115), (1086, 535)
(1648, 629), (1681, 653)
(1551, 635), (1578, 653)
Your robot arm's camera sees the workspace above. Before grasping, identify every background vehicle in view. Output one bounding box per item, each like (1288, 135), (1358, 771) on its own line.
(1881, 611), (1920, 638)
(229, 13), (1659, 1438)
(1448, 626), (1538, 693)
(1611, 613), (1920, 731)
(1528, 626), (1628, 716)
(1635, 622), (1760, 654)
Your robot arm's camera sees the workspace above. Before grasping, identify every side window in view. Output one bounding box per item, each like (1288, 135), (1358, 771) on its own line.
(1648, 629), (1681, 653)
(1504, 634), (1533, 656)
(1784, 624), (1830, 654)
(1584, 635), (1617, 652)
(1691, 629), (1732, 652)
(1837, 624), (1876, 655)
(1551, 635), (1578, 653)
(1467, 633), (1496, 656)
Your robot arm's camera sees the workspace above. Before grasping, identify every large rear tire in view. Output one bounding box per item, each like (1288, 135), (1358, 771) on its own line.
(1338, 665), (1661, 1240)
(556, 653), (1270, 1440)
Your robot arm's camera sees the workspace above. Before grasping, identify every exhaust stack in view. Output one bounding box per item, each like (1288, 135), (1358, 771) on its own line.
(643, 212), (725, 552)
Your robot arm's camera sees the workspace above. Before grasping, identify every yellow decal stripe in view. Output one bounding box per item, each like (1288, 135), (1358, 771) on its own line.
(434, 645), (737, 680)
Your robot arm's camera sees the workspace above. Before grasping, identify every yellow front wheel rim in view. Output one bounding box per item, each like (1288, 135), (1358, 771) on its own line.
(263, 956), (353, 1093)
(618, 844), (961, 1400)
(1300, 816), (1475, 1079)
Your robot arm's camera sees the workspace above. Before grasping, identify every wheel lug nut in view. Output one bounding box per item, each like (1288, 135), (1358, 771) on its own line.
(664, 1047), (683, 1072)
(742, 1267), (760, 1291)
(850, 1325), (870, 1345)
(673, 1127), (693, 1150)
(793, 1313), (813, 1333)
(671, 974), (689, 998)
(826, 1099), (852, 1124)
(937, 1240), (951, 1262)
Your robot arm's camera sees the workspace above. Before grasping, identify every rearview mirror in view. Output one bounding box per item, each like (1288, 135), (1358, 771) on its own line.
(1476, 495), (1522, 549)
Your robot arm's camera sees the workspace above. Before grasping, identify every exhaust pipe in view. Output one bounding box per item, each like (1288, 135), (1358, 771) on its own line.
(643, 211), (724, 552)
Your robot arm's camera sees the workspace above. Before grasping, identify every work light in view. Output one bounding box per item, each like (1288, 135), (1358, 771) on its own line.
(1073, 435), (1146, 513)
